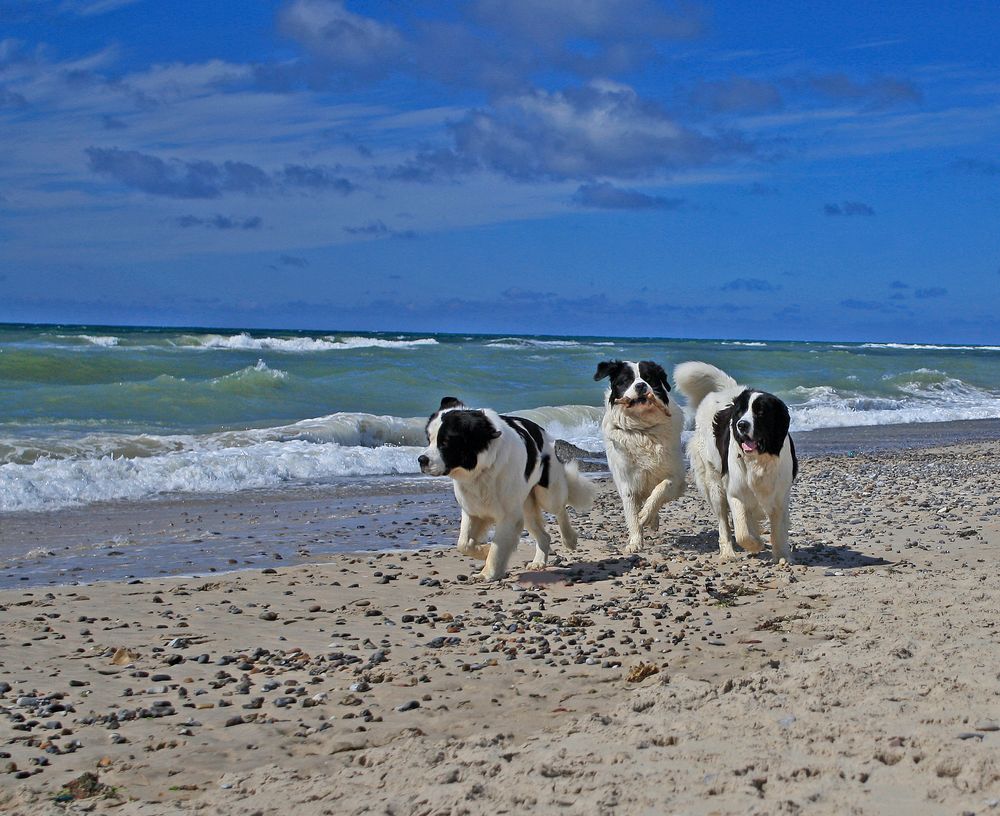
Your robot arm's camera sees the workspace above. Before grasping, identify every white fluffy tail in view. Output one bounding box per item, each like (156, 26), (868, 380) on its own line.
(564, 460), (596, 512)
(673, 361), (740, 413)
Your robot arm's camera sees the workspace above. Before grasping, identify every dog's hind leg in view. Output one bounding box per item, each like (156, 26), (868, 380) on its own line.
(480, 517), (521, 581)
(524, 494), (552, 568)
(456, 513), (492, 560)
(556, 508), (579, 551)
(731, 498), (765, 554)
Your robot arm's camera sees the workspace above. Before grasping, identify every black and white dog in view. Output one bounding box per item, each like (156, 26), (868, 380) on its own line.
(674, 361), (798, 563)
(594, 361), (685, 553)
(418, 397), (595, 581)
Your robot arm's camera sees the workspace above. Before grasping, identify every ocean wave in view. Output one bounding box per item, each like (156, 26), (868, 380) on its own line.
(859, 342), (1000, 351)
(177, 332), (438, 352)
(210, 360), (288, 393)
(78, 335), (121, 347)
(0, 440), (422, 513)
(720, 341), (767, 347)
(0, 411), (430, 466)
(0, 404), (607, 512)
(509, 405), (604, 452)
(485, 338), (583, 349)
(47, 334), (122, 348)
(788, 377), (1000, 431)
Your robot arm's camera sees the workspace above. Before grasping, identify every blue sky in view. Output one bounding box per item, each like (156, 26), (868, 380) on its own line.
(1, 0), (998, 342)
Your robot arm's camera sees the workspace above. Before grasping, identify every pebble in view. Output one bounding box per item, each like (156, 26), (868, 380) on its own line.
(259, 611), (278, 621)
(975, 720), (999, 732)
(396, 700), (420, 712)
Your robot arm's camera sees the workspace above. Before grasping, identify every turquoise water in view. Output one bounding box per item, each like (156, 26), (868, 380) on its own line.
(2, 323), (999, 512)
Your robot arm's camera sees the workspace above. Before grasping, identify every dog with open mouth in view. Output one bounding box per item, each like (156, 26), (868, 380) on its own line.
(674, 361), (798, 563)
(418, 397), (595, 581)
(594, 360), (686, 553)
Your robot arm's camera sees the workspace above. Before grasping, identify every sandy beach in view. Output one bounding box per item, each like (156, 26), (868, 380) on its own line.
(1, 438), (998, 815)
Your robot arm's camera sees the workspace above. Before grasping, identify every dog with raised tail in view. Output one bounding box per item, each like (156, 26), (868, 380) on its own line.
(418, 397), (596, 581)
(594, 360), (686, 553)
(674, 361), (798, 563)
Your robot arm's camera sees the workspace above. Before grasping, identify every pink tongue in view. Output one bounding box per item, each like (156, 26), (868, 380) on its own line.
(741, 441), (757, 453)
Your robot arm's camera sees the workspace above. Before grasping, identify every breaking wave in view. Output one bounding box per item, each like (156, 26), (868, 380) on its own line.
(177, 333), (439, 352)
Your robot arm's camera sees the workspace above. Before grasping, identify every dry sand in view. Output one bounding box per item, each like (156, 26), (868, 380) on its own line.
(1, 441), (998, 815)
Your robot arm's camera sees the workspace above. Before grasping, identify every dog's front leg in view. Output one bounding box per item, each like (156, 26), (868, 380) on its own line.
(622, 492), (645, 553)
(638, 477), (685, 531)
(769, 504), (793, 564)
(731, 497), (765, 554)
(480, 518), (521, 581)
(457, 513), (491, 560)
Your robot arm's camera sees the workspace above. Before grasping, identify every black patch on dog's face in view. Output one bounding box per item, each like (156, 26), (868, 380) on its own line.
(638, 360), (671, 404)
(435, 410), (501, 474)
(731, 389), (792, 458)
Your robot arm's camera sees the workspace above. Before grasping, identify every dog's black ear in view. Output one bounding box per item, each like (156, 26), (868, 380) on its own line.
(439, 396), (464, 410)
(640, 361), (671, 392)
(755, 393), (791, 456)
(594, 360), (623, 381)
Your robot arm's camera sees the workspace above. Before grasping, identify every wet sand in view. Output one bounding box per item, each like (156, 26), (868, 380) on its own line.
(1, 439), (999, 814)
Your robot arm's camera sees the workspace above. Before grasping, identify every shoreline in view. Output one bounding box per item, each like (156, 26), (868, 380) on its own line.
(0, 437), (997, 814)
(2, 417), (1000, 589)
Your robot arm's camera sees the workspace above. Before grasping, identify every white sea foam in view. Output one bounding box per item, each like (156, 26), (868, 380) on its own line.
(180, 333), (438, 352)
(720, 341), (767, 347)
(859, 343), (1000, 351)
(0, 439), (422, 513)
(788, 378), (1000, 431)
(50, 334), (121, 347)
(0, 405), (609, 512)
(485, 338), (583, 349)
(79, 335), (121, 347)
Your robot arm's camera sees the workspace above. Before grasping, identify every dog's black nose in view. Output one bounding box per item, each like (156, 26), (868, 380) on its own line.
(634, 381), (648, 394)
(736, 419), (751, 434)
(417, 454), (429, 467)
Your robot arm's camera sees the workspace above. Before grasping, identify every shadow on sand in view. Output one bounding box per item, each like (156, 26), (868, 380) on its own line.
(673, 529), (891, 570)
(516, 556), (640, 586)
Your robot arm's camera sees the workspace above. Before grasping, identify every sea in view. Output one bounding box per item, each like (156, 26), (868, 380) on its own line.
(2, 323), (1000, 516)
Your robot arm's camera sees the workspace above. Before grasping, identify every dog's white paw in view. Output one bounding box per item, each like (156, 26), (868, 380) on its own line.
(737, 537), (765, 554)
(717, 549), (739, 563)
(624, 539), (644, 555)
(638, 507), (659, 530)
(478, 566), (504, 582)
(468, 544), (492, 561)
(529, 557), (547, 569)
